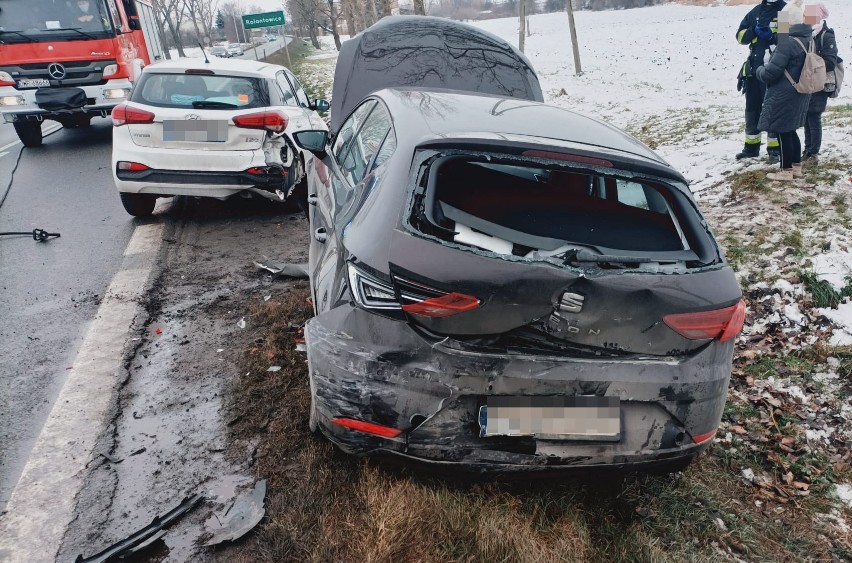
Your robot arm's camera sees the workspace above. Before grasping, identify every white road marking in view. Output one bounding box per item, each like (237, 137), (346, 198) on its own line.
(0, 152), (8, 159)
(0, 124), (64, 152)
(0, 222), (165, 563)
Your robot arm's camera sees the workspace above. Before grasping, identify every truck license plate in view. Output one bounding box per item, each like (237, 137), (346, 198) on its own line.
(18, 79), (50, 88)
(479, 396), (621, 441)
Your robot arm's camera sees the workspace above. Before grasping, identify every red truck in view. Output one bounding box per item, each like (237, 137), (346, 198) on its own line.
(0, 0), (164, 146)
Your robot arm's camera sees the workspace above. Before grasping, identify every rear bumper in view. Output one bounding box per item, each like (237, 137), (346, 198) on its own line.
(111, 126), (300, 199)
(306, 304), (733, 473)
(116, 167), (289, 187)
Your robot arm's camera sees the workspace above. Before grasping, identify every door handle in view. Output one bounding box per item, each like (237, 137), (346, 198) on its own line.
(313, 227), (327, 243)
(307, 193), (318, 206)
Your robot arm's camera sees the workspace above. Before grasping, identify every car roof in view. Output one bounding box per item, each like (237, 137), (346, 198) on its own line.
(373, 88), (676, 174)
(142, 57), (280, 78)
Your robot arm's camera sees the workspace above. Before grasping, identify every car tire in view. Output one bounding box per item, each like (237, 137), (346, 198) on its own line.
(13, 122), (43, 148)
(119, 193), (156, 217)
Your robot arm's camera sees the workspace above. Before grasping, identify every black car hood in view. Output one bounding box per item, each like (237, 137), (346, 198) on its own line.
(330, 16), (544, 134)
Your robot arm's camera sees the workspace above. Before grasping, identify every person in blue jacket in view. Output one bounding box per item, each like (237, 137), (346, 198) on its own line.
(736, 0), (786, 161)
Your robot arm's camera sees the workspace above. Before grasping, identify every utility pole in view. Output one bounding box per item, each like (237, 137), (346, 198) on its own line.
(565, 0), (582, 75)
(518, 0), (526, 52)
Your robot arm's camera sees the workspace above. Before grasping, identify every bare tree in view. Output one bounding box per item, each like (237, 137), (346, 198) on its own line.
(287, 0), (322, 48)
(154, 0), (187, 56)
(220, 0), (247, 43)
(518, 0), (526, 52)
(151, 0), (172, 59)
(182, 0), (216, 46)
(316, 0), (342, 50)
(413, 0), (426, 15)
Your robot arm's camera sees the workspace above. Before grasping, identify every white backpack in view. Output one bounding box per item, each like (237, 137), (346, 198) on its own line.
(785, 36), (828, 95)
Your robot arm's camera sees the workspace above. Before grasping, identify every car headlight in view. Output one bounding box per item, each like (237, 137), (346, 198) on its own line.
(0, 95), (26, 107)
(103, 64), (118, 77)
(103, 88), (130, 100)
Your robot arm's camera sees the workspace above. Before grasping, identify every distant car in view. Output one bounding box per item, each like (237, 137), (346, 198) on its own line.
(111, 57), (330, 217)
(226, 43), (244, 56)
(210, 46), (230, 58)
(266, 35), (277, 42)
(293, 16), (743, 474)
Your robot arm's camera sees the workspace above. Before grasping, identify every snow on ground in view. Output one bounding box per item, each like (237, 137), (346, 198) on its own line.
(473, 4), (851, 195)
(466, 3), (852, 515)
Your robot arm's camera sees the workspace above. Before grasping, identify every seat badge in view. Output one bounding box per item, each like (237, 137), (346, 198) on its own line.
(558, 292), (584, 314)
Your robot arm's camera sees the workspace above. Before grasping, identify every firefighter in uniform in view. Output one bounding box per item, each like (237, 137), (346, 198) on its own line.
(736, 0), (786, 160)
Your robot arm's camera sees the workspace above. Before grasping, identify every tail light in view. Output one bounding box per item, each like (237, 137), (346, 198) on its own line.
(663, 300), (745, 342)
(117, 161), (149, 172)
(112, 104), (155, 126)
(331, 418), (401, 438)
(401, 293), (481, 318)
(346, 263), (480, 318)
(233, 111), (288, 133)
(347, 263), (400, 311)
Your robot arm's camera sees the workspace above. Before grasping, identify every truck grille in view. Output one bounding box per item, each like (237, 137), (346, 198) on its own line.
(0, 60), (117, 89)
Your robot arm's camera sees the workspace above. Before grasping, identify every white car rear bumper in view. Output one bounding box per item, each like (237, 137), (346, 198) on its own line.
(112, 127), (288, 199)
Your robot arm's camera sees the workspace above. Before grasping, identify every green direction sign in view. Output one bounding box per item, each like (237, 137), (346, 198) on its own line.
(242, 11), (285, 29)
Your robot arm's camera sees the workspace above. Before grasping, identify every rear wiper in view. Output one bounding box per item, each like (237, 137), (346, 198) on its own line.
(0, 30), (38, 43)
(40, 27), (97, 40)
(563, 249), (653, 265)
(192, 100), (238, 108)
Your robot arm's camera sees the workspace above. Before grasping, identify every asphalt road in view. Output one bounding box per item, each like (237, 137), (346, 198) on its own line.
(0, 30), (296, 515)
(0, 119), (136, 512)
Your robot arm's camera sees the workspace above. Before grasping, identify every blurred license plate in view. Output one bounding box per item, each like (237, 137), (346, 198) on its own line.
(479, 396), (620, 441)
(163, 120), (228, 142)
(18, 79), (50, 88)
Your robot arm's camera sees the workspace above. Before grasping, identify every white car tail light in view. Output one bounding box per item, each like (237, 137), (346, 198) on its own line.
(232, 111), (288, 133)
(112, 104), (155, 126)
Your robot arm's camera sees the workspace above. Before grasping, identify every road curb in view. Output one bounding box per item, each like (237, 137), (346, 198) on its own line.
(0, 222), (164, 563)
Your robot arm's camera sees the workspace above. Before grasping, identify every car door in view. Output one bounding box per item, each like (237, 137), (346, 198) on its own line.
(310, 99), (378, 313)
(279, 70), (314, 132)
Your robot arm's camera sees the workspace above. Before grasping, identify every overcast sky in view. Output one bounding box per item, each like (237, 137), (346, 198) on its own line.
(246, 0), (287, 13)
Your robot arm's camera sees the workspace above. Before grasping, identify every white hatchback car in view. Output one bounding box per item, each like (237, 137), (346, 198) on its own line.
(111, 57), (329, 217)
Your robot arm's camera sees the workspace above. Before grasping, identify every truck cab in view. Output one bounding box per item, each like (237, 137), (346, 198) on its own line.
(0, 0), (163, 146)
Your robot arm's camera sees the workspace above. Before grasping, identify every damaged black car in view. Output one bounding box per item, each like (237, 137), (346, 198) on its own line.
(293, 18), (743, 474)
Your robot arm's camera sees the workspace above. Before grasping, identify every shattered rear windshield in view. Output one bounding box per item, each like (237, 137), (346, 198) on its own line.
(131, 73), (270, 110)
(413, 156), (715, 265)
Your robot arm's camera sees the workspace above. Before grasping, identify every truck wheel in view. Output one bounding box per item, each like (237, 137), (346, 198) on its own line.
(119, 193), (156, 217)
(13, 122), (43, 148)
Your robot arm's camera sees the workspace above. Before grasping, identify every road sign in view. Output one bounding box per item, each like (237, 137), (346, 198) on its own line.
(242, 11), (285, 30)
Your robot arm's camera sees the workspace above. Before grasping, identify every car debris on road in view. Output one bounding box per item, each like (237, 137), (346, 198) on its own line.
(203, 480), (267, 547)
(75, 493), (205, 563)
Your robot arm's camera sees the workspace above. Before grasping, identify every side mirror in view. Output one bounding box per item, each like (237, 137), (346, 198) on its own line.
(128, 18), (142, 31)
(311, 99), (330, 112)
(293, 130), (329, 158)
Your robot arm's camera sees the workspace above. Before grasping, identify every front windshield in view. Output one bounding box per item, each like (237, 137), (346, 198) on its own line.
(0, 0), (115, 42)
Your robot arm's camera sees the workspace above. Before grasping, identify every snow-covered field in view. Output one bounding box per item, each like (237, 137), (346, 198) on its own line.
(474, 3), (851, 193)
(466, 2), (852, 532)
